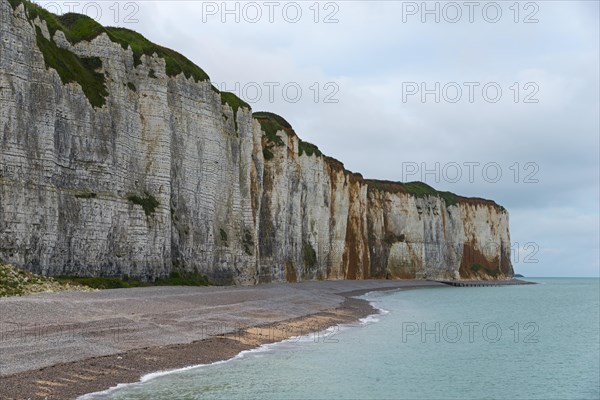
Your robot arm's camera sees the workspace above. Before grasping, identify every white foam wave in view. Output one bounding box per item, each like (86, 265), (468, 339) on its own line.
(80, 293), (393, 399)
(79, 325), (354, 399)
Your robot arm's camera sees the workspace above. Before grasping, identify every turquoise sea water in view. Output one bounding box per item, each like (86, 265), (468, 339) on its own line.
(87, 278), (600, 400)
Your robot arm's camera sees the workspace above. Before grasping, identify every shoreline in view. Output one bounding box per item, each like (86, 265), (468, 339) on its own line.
(0, 279), (532, 399)
(80, 296), (383, 400)
(0, 280), (442, 399)
(1, 295), (379, 399)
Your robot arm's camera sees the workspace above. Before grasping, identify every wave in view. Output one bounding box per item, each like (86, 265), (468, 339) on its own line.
(357, 289), (395, 323)
(79, 292), (394, 399)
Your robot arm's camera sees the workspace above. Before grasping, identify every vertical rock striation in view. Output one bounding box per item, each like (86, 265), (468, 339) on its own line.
(0, 0), (513, 284)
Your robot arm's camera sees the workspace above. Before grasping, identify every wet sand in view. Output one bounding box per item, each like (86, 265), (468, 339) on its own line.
(0, 280), (446, 399)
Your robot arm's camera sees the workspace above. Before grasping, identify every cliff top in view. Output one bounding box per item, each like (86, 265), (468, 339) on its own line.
(7, 0), (506, 212)
(7, 0), (246, 109)
(8, 0), (210, 82)
(365, 179), (505, 211)
(253, 111), (505, 211)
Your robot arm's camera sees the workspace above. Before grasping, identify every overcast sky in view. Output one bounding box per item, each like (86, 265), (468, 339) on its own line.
(39, 0), (600, 277)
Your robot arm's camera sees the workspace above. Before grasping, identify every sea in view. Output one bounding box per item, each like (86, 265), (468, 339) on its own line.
(84, 278), (600, 400)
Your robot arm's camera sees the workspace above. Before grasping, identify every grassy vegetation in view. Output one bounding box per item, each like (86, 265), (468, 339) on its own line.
(0, 263), (92, 297)
(221, 92), (250, 131)
(434, 191), (458, 206)
(74, 191), (97, 199)
(56, 276), (132, 289)
(221, 91), (250, 113)
(9, 2), (104, 44)
(471, 263), (483, 272)
(404, 182), (458, 206)
(263, 147), (275, 161)
(127, 193), (160, 216)
(368, 180), (459, 207)
(242, 228), (254, 256)
(298, 139), (322, 157)
(157, 271), (210, 286)
(470, 263), (499, 277)
(253, 112), (292, 129)
(55, 12), (106, 43)
(56, 271), (210, 289)
(105, 27), (209, 82)
(253, 112), (288, 146)
(253, 112), (322, 159)
(7, 2), (109, 107)
(0, 262), (211, 296)
(34, 26), (108, 108)
(219, 228), (228, 246)
(302, 242), (317, 269)
(9, 0), (211, 107)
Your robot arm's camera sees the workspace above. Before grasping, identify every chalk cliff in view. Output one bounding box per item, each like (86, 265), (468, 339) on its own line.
(0, 0), (513, 284)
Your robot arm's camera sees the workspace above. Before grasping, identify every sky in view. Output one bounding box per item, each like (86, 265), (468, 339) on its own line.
(37, 0), (600, 277)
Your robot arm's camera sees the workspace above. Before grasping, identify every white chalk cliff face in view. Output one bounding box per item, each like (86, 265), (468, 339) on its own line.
(0, 0), (513, 284)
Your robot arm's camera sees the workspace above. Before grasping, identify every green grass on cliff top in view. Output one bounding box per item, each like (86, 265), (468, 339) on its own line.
(253, 112), (288, 147)
(251, 112), (498, 209)
(34, 25), (108, 107)
(105, 26), (210, 82)
(221, 92), (251, 131)
(10, 1), (211, 82)
(221, 92), (250, 113)
(298, 140), (323, 157)
(253, 112), (323, 157)
(8, 0), (218, 108)
(367, 180), (459, 207)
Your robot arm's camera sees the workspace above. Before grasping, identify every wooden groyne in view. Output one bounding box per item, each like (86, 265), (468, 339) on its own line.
(433, 279), (536, 287)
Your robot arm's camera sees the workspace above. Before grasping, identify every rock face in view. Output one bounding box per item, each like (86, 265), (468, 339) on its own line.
(0, 0), (513, 284)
